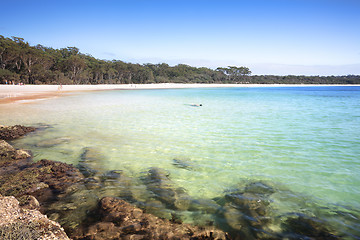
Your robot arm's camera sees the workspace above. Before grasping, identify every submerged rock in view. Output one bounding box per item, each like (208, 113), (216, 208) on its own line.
(47, 187), (99, 234)
(72, 196), (229, 240)
(0, 195), (70, 240)
(189, 198), (221, 214)
(0, 125), (36, 140)
(143, 167), (176, 205)
(143, 167), (192, 211)
(36, 137), (71, 148)
(78, 147), (106, 178)
(100, 170), (135, 201)
(244, 181), (275, 196)
(214, 181), (276, 239)
(172, 157), (194, 170)
(281, 214), (339, 239)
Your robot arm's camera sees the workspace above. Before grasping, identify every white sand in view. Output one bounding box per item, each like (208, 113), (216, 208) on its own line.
(0, 83), (357, 103)
(0, 83), (248, 101)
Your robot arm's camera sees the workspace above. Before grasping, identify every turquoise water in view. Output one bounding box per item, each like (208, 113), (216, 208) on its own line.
(1, 86), (360, 237)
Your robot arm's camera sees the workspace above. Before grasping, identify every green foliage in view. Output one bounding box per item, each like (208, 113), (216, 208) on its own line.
(0, 35), (359, 85)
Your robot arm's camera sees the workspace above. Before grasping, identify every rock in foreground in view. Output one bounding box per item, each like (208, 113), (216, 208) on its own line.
(0, 195), (69, 240)
(73, 196), (229, 240)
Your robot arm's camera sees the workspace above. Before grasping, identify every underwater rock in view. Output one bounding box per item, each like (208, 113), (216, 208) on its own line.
(102, 169), (123, 180)
(100, 170), (135, 201)
(78, 147), (106, 178)
(143, 167), (192, 211)
(224, 182), (273, 221)
(143, 199), (173, 220)
(174, 190), (192, 211)
(72, 196), (229, 240)
(225, 192), (270, 222)
(47, 188), (99, 234)
(147, 167), (171, 182)
(0, 125), (36, 140)
(0, 195), (70, 239)
(36, 137), (71, 148)
(143, 167), (176, 205)
(33, 123), (53, 131)
(189, 198), (221, 214)
(214, 181), (276, 239)
(129, 184), (153, 203)
(281, 214), (339, 239)
(244, 181), (275, 196)
(172, 157), (194, 170)
(223, 203), (253, 240)
(84, 177), (102, 190)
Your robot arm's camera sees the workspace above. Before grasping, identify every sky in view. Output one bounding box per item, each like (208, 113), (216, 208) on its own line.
(1, 0), (360, 75)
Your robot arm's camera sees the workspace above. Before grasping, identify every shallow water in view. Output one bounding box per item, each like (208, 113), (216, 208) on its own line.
(1, 86), (360, 238)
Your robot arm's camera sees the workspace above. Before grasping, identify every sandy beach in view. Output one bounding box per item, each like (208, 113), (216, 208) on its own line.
(1, 83), (358, 104)
(0, 83), (246, 103)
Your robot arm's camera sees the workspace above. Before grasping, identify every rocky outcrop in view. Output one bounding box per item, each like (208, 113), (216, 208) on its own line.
(73, 196), (229, 240)
(0, 139), (31, 162)
(0, 157), (84, 204)
(0, 125), (36, 140)
(0, 137), (229, 239)
(0, 195), (69, 240)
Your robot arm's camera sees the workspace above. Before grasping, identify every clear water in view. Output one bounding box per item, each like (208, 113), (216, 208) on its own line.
(1, 86), (360, 237)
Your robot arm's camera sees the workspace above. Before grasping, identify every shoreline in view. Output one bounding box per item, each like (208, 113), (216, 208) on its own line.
(1, 83), (359, 104)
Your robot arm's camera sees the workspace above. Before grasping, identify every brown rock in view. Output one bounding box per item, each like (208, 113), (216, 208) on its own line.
(0, 157), (84, 203)
(73, 196), (229, 240)
(18, 195), (41, 210)
(0, 195), (70, 240)
(0, 140), (32, 165)
(0, 125), (36, 140)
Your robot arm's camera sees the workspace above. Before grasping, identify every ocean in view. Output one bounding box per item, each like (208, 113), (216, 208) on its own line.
(1, 86), (359, 238)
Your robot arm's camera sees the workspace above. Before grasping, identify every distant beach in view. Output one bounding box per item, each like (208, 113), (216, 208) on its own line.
(1, 83), (359, 104)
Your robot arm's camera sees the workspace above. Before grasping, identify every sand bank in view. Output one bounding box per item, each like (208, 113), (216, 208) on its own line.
(0, 83), (357, 104)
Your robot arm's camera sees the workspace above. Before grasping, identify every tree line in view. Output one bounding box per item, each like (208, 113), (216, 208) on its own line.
(1, 35), (359, 85)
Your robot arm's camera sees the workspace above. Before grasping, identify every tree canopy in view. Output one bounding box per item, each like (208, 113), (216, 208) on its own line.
(0, 35), (359, 85)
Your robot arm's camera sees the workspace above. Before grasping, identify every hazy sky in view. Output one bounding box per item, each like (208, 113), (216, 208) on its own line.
(2, 0), (360, 75)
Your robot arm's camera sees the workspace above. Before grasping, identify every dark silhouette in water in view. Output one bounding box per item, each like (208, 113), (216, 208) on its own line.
(186, 103), (202, 107)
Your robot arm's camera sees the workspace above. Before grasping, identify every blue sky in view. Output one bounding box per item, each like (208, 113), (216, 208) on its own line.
(1, 0), (360, 75)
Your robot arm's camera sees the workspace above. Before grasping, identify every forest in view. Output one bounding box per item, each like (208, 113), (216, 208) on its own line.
(1, 35), (359, 85)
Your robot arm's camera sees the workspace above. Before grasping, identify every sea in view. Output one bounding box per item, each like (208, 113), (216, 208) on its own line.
(1, 86), (359, 238)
